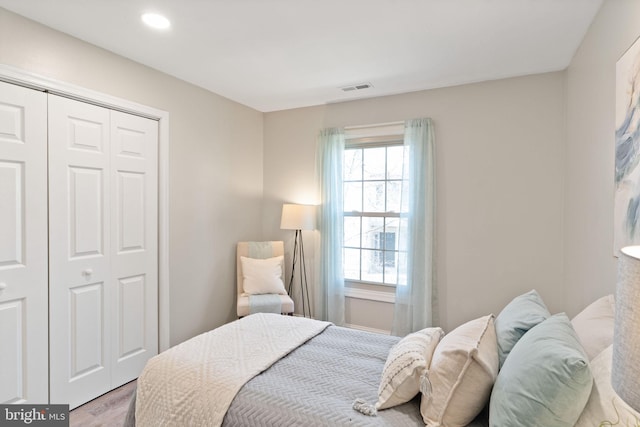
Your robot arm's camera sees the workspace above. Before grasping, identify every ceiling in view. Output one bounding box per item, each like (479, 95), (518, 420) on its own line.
(0, 0), (603, 112)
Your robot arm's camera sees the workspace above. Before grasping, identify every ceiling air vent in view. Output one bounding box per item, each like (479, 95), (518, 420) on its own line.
(341, 82), (373, 92)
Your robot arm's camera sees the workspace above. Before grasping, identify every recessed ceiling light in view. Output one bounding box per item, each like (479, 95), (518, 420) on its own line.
(141, 13), (171, 30)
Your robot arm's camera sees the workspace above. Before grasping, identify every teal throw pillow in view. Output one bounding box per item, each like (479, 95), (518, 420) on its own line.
(489, 313), (593, 427)
(494, 289), (550, 368)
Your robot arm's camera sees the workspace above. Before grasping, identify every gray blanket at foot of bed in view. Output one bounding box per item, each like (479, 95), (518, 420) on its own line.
(223, 325), (423, 426)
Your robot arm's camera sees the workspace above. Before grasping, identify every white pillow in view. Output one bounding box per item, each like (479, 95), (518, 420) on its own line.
(376, 327), (444, 410)
(421, 314), (499, 427)
(571, 294), (615, 360)
(240, 256), (286, 295)
(574, 345), (640, 426)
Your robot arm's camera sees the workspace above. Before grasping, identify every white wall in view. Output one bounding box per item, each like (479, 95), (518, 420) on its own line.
(264, 72), (566, 332)
(564, 0), (640, 315)
(3, 0), (632, 339)
(0, 8), (265, 346)
(264, 0), (640, 330)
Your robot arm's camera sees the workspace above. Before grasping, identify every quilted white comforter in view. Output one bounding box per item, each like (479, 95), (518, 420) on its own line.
(135, 313), (331, 427)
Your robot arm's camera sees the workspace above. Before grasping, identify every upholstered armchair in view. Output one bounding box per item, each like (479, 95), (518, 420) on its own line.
(236, 241), (294, 317)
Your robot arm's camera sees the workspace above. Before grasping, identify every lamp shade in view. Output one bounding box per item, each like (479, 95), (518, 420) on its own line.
(612, 245), (640, 411)
(280, 204), (315, 230)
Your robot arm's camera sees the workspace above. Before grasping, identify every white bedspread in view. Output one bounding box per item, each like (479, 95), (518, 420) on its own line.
(135, 313), (331, 427)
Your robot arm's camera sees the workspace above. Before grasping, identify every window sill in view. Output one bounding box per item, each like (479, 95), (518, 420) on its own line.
(344, 287), (395, 304)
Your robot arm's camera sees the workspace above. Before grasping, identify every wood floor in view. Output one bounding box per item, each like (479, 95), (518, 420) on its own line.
(69, 380), (136, 427)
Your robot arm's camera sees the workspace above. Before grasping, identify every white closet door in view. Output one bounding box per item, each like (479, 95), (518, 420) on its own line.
(110, 110), (158, 386)
(49, 95), (112, 408)
(49, 95), (158, 408)
(0, 81), (48, 404)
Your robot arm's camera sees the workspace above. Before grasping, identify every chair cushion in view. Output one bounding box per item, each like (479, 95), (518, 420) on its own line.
(237, 294), (294, 317)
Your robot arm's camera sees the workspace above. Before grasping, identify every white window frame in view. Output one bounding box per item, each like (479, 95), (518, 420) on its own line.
(343, 124), (405, 289)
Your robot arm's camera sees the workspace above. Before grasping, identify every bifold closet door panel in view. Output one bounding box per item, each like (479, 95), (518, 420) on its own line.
(0, 81), (48, 404)
(48, 95), (112, 408)
(49, 94), (159, 409)
(110, 110), (158, 387)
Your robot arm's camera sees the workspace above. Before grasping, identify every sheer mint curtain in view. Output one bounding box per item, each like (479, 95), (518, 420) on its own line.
(315, 127), (345, 325)
(392, 118), (437, 336)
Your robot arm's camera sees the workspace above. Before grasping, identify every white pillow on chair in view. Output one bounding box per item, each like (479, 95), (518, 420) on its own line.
(240, 256), (287, 295)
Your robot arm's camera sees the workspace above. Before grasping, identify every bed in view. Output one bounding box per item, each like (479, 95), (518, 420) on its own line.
(125, 291), (629, 427)
(125, 313), (475, 426)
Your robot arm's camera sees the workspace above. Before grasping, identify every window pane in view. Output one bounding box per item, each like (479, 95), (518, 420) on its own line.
(363, 181), (385, 212)
(384, 251), (398, 284)
(387, 145), (404, 179)
(344, 149), (362, 181)
(363, 147), (386, 180)
(344, 182), (362, 212)
(361, 249), (383, 283)
(362, 217), (384, 249)
(384, 234), (396, 254)
(344, 216), (361, 247)
(385, 218), (400, 250)
(344, 248), (361, 280)
(386, 180), (401, 212)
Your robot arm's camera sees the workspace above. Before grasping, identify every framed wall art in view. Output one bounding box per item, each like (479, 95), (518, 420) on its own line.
(614, 36), (640, 255)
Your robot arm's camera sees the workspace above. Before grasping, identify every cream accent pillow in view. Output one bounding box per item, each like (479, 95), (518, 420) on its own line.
(575, 345), (640, 426)
(376, 327), (444, 410)
(421, 315), (499, 427)
(571, 294), (615, 360)
(240, 256), (287, 295)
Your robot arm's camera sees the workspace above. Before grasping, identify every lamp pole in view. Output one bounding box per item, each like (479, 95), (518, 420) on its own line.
(287, 229), (311, 317)
(281, 203), (316, 318)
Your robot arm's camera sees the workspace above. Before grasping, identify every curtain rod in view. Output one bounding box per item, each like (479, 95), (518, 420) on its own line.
(344, 121), (404, 130)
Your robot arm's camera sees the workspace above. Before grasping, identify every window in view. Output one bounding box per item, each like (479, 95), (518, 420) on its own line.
(343, 141), (407, 286)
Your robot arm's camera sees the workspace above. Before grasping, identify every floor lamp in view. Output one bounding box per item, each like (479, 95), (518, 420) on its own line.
(280, 204), (315, 318)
